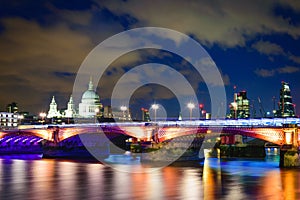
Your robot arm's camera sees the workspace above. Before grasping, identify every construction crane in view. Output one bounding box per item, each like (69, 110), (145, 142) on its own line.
(257, 97), (266, 118)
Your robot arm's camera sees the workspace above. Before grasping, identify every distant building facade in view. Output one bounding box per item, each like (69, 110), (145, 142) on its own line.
(103, 106), (112, 118)
(228, 90), (250, 119)
(102, 106), (132, 121)
(275, 82), (295, 118)
(141, 108), (150, 122)
(7, 102), (18, 113)
(0, 112), (18, 128)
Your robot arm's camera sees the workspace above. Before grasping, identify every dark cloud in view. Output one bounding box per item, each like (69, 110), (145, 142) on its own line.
(98, 0), (300, 47)
(254, 68), (276, 77)
(0, 0), (300, 115)
(252, 40), (285, 56)
(0, 18), (89, 113)
(255, 66), (300, 77)
(277, 66), (300, 74)
(289, 55), (300, 64)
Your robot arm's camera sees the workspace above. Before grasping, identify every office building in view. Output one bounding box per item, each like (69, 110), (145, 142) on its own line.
(275, 82), (295, 117)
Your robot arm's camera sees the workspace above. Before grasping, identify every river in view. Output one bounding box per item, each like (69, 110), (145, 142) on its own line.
(0, 152), (299, 199)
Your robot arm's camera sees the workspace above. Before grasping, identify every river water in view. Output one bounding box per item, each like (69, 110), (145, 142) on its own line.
(0, 153), (299, 200)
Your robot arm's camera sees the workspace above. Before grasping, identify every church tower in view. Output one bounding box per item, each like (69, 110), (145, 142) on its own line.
(65, 95), (76, 118)
(47, 96), (61, 118)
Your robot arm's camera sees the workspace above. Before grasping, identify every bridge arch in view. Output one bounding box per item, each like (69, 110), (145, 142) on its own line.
(155, 126), (285, 145)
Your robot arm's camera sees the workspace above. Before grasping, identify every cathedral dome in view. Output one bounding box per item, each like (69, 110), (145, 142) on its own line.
(79, 78), (103, 118)
(81, 79), (100, 101)
(82, 90), (99, 100)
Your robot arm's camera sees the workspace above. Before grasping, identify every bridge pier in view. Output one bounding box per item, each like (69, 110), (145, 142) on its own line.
(279, 124), (300, 168)
(140, 134), (205, 164)
(221, 135), (235, 145)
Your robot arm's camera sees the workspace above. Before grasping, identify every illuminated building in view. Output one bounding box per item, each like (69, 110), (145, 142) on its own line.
(7, 102), (18, 113)
(18, 112), (37, 125)
(275, 82), (295, 118)
(78, 78), (103, 118)
(47, 96), (61, 118)
(141, 108), (150, 122)
(228, 90), (250, 119)
(103, 105), (112, 118)
(101, 106), (132, 121)
(44, 79), (103, 121)
(115, 106), (131, 121)
(0, 112), (18, 128)
(64, 95), (76, 118)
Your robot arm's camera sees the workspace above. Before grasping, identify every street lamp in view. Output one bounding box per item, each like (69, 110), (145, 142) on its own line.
(39, 112), (46, 125)
(120, 106), (127, 122)
(202, 110), (207, 119)
(187, 102), (195, 120)
(199, 103), (204, 119)
(151, 104), (159, 121)
(94, 108), (99, 124)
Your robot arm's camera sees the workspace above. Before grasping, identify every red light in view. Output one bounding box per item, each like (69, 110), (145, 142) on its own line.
(199, 104), (204, 109)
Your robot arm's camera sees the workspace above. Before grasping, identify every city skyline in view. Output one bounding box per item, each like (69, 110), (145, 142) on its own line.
(1, 78), (297, 120)
(0, 1), (300, 117)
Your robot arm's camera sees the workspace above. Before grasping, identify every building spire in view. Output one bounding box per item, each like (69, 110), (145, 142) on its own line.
(47, 96), (61, 118)
(88, 76), (94, 90)
(69, 95), (73, 103)
(51, 96), (56, 104)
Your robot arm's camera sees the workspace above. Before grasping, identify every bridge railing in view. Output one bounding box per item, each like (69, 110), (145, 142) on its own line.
(15, 118), (300, 130)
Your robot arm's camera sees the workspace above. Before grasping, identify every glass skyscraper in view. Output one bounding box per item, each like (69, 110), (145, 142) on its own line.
(276, 81), (295, 118)
(229, 90), (250, 119)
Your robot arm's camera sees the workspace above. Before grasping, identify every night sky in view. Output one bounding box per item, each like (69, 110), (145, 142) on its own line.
(0, 1), (300, 119)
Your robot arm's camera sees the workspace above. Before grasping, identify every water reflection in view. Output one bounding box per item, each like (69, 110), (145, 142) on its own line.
(0, 155), (299, 199)
(203, 157), (300, 199)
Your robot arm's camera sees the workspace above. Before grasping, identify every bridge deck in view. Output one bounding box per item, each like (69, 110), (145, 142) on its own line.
(1, 118), (299, 146)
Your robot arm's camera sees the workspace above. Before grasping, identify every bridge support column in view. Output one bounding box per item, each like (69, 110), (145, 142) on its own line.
(221, 135), (235, 145)
(279, 124), (300, 168)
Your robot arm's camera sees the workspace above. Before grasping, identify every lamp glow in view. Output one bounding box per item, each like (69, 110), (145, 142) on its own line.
(39, 112), (46, 125)
(285, 131), (293, 145)
(120, 106), (127, 121)
(187, 103), (195, 120)
(151, 104), (159, 121)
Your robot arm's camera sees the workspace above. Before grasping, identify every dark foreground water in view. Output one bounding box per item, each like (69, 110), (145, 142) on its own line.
(0, 154), (299, 200)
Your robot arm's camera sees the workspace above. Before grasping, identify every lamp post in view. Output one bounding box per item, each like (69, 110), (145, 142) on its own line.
(39, 112), (46, 125)
(120, 106), (127, 122)
(272, 96), (276, 117)
(151, 104), (159, 122)
(94, 108), (99, 124)
(187, 103), (195, 120)
(202, 110), (207, 119)
(199, 104), (204, 119)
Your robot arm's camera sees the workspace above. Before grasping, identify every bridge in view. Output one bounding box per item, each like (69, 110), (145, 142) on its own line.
(0, 118), (299, 167)
(1, 118), (298, 144)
